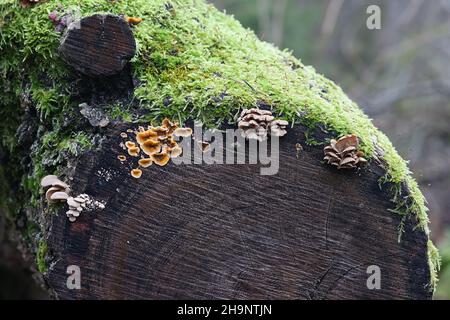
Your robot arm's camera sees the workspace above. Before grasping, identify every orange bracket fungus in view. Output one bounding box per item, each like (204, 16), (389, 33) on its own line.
(127, 146), (140, 157)
(138, 158), (153, 168)
(131, 168), (143, 179)
(173, 127), (193, 138)
(118, 118), (192, 177)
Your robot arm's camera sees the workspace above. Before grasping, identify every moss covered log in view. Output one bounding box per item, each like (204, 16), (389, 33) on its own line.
(0, 0), (440, 298)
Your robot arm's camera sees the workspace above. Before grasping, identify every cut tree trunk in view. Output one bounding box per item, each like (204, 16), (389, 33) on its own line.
(45, 124), (432, 299)
(0, 2), (434, 300)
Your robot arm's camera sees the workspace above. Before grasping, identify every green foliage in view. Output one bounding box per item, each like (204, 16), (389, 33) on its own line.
(36, 239), (48, 273)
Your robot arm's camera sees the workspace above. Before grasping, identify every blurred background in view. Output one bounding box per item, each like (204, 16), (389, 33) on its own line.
(1, 0), (449, 299)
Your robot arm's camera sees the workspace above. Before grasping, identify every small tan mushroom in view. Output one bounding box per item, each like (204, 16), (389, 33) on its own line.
(138, 158), (153, 168)
(173, 127), (193, 137)
(45, 187), (62, 204)
(41, 175), (69, 190)
(128, 146), (140, 157)
(67, 197), (80, 208)
(131, 168), (143, 179)
(67, 210), (80, 217)
(170, 146), (183, 158)
(41, 175), (60, 188)
(125, 141), (136, 149)
(166, 137), (178, 148)
(117, 155), (127, 162)
(50, 191), (69, 202)
(152, 126), (169, 139)
(162, 118), (179, 133)
(151, 151), (171, 166)
(74, 197), (86, 203)
(141, 139), (161, 156)
(120, 132), (128, 138)
(136, 130), (158, 144)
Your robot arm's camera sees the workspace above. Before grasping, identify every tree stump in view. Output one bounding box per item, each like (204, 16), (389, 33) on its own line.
(44, 125), (432, 299)
(0, 1), (437, 300)
(59, 14), (136, 77)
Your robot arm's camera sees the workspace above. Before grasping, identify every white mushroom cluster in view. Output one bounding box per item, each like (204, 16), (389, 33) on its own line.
(41, 175), (106, 223)
(66, 194), (105, 222)
(41, 175), (71, 204)
(238, 108), (289, 141)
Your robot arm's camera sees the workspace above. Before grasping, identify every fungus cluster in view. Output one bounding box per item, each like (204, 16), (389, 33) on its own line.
(118, 118), (191, 178)
(238, 108), (289, 141)
(41, 175), (71, 204)
(66, 194), (105, 222)
(323, 134), (368, 169)
(41, 175), (105, 222)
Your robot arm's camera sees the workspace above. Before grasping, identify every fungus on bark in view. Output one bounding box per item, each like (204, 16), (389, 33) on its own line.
(138, 158), (153, 168)
(131, 168), (143, 179)
(127, 146), (140, 157)
(238, 108), (288, 141)
(173, 127), (193, 137)
(141, 139), (161, 156)
(323, 134), (368, 169)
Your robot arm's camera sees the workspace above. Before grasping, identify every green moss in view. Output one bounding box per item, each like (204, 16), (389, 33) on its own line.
(36, 239), (48, 273)
(0, 0), (439, 288)
(428, 240), (441, 291)
(108, 103), (134, 122)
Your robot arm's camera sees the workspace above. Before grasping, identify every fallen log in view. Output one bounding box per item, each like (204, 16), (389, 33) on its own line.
(0, 0), (439, 299)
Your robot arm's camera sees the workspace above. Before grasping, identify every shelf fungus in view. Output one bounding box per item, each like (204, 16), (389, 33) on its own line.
(138, 158), (153, 168)
(141, 139), (161, 156)
(125, 141), (136, 148)
(66, 194), (106, 222)
(131, 168), (143, 179)
(170, 145), (183, 158)
(173, 127), (193, 138)
(41, 176), (105, 222)
(119, 118), (192, 176)
(127, 146), (140, 157)
(323, 134), (368, 169)
(41, 175), (70, 204)
(151, 150), (171, 166)
(238, 108), (288, 141)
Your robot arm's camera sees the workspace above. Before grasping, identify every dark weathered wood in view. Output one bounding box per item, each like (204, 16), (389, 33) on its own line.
(44, 125), (432, 300)
(59, 14), (136, 77)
